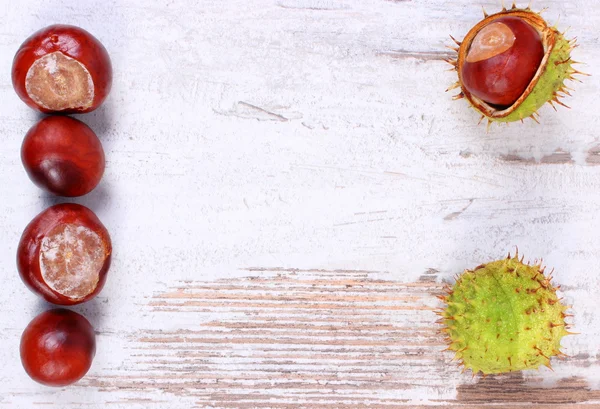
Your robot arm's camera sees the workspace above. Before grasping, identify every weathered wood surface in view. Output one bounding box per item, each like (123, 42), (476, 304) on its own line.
(0, 0), (599, 407)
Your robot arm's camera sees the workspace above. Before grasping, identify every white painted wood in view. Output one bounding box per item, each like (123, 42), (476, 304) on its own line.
(0, 0), (599, 407)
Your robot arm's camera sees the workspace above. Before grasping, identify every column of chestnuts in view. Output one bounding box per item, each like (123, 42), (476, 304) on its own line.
(12, 25), (113, 387)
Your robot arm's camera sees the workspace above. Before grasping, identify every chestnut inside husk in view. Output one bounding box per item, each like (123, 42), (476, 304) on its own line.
(447, 4), (584, 125)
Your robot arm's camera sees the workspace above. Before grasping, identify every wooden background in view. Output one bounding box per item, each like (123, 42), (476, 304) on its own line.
(0, 0), (599, 407)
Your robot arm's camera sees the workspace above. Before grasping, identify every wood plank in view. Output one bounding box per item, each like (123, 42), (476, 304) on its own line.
(0, 0), (598, 407)
(81, 269), (597, 407)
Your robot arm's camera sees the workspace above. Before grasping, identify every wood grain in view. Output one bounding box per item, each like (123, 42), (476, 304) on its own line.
(75, 268), (596, 407)
(0, 0), (599, 407)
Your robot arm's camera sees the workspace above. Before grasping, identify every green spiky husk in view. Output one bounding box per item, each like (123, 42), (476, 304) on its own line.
(440, 255), (570, 375)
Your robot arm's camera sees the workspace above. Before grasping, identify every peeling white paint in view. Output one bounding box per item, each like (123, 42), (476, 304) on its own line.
(0, 0), (598, 407)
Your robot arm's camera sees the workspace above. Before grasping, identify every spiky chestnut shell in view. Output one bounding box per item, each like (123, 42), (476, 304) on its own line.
(448, 4), (583, 124)
(439, 255), (571, 375)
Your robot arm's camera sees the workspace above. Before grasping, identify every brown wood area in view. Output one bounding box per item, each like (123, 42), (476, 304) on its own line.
(79, 269), (598, 407)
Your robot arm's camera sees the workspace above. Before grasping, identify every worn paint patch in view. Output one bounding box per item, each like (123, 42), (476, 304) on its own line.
(79, 269), (597, 407)
(457, 373), (600, 404)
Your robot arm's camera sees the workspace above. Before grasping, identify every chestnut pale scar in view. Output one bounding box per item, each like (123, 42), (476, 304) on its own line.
(466, 22), (516, 63)
(39, 223), (105, 301)
(25, 51), (94, 111)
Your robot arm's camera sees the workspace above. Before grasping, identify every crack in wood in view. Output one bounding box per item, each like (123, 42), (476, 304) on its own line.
(378, 50), (456, 62)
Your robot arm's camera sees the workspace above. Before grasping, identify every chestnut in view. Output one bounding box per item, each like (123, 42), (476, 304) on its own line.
(21, 309), (96, 386)
(18, 203), (111, 305)
(450, 6), (582, 124)
(460, 16), (544, 108)
(12, 25), (112, 113)
(22, 116), (105, 197)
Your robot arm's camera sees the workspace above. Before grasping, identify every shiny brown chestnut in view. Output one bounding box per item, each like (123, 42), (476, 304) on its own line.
(18, 203), (112, 305)
(21, 309), (96, 386)
(22, 116), (105, 197)
(12, 25), (112, 113)
(460, 16), (544, 108)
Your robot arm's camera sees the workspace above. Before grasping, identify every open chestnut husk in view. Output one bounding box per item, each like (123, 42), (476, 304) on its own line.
(22, 116), (105, 197)
(17, 203), (111, 305)
(21, 309), (96, 386)
(447, 4), (585, 125)
(12, 25), (112, 114)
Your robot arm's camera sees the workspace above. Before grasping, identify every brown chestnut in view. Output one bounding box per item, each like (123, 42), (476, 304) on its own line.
(21, 116), (105, 197)
(460, 16), (544, 108)
(21, 309), (96, 386)
(22, 116), (105, 197)
(18, 203), (111, 305)
(12, 25), (112, 113)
